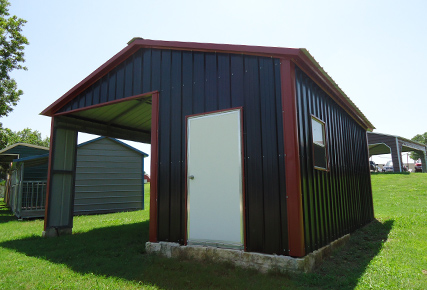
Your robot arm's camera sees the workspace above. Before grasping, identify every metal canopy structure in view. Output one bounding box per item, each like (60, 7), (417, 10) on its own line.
(54, 93), (153, 143)
(40, 91), (156, 237)
(368, 132), (427, 172)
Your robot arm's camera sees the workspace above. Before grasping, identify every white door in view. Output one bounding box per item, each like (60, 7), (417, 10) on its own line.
(187, 109), (244, 249)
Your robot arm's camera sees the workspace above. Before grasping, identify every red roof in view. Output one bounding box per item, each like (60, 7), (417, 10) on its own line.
(41, 38), (374, 131)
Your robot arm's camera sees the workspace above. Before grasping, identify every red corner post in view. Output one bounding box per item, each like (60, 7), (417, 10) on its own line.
(281, 59), (305, 257)
(149, 92), (160, 242)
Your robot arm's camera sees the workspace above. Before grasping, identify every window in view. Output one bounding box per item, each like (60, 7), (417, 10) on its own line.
(311, 116), (328, 170)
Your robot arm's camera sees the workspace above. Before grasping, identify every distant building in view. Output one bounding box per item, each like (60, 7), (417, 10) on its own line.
(2, 137), (148, 218)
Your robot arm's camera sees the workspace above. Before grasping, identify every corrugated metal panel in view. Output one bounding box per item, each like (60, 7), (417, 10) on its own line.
(74, 137), (143, 215)
(295, 67), (374, 253)
(58, 48), (288, 255)
(23, 164), (48, 181)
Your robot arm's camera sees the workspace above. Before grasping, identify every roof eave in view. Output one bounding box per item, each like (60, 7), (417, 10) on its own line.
(0, 143), (49, 155)
(40, 39), (301, 117)
(298, 49), (374, 131)
(41, 38), (374, 131)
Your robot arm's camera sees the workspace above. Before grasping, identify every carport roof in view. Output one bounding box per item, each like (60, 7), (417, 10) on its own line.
(368, 131), (426, 155)
(41, 38), (374, 131)
(52, 92), (153, 143)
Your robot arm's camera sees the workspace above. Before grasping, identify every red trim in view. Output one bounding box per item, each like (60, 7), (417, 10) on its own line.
(40, 38), (373, 131)
(292, 55), (372, 131)
(53, 91), (157, 116)
(184, 107), (243, 119)
(149, 92), (160, 242)
(43, 117), (55, 230)
(281, 59), (305, 257)
(184, 107), (246, 248)
(130, 38), (298, 59)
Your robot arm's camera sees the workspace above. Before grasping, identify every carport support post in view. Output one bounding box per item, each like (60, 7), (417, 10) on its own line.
(43, 117), (78, 237)
(421, 151), (427, 173)
(281, 59), (305, 257)
(392, 139), (403, 173)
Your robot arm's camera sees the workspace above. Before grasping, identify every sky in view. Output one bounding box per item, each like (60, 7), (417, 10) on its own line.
(3, 0), (427, 172)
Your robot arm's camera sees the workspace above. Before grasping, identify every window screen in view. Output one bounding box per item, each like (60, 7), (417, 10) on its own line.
(312, 117), (327, 170)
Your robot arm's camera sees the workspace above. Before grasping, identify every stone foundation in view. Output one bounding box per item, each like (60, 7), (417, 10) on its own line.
(146, 234), (349, 273)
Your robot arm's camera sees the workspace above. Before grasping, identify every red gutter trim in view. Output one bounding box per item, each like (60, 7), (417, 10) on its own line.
(130, 38), (299, 58)
(294, 51), (373, 131)
(53, 91), (157, 116)
(281, 59), (305, 257)
(149, 92), (160, 242)
(43, 117), (55, 230)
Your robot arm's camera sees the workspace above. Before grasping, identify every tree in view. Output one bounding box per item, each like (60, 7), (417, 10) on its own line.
(410, 132), (427, 161)
(0, 0), (29, 118)
(0, 127), (49, 149)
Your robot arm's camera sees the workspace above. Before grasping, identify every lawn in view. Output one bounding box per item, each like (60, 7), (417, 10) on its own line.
(0, 176), (426, 289)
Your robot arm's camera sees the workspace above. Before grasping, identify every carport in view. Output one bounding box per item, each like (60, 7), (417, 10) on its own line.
(41, 87), (159, 236)
(368, 132), (427, 172)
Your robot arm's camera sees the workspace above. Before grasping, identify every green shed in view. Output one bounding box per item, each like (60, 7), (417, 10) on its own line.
(3, 137), (148, 218)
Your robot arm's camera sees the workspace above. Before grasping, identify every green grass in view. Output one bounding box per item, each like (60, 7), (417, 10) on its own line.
(1, 177), (426, 289)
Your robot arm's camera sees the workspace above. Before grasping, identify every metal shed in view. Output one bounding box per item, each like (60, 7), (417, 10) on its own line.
(40, 38), (375, 258)
(368, 132), (427, 172)
(0, 143), (49, 209)
(74, 136), (148, 215)
(4, 137), (147, 218)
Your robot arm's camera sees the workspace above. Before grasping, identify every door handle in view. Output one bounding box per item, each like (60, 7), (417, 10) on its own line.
(189, 175), (195, 180)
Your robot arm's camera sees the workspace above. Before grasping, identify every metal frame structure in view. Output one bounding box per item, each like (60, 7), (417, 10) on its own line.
(368, 132), (427, 172)
(40, 38), (375, 257)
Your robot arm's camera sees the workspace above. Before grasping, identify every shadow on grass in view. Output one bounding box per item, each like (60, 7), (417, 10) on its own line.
(0, 218), (394, 289)
(1, 221), (150, 279)
(0, 201), (16, 223)
(0, 220), (299, 289)
(293, 219), (394, 289)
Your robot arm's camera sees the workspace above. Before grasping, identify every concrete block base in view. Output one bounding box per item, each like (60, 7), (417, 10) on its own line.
(42, 227), (72, 238)
(146, 234), (349, 273)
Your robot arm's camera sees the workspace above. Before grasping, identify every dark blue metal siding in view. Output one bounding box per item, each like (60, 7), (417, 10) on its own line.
(295, 67), (374, 253)
(59, 49), (288, 255)
(6, 146), (48, 159)
(23, 164), (48, 181)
